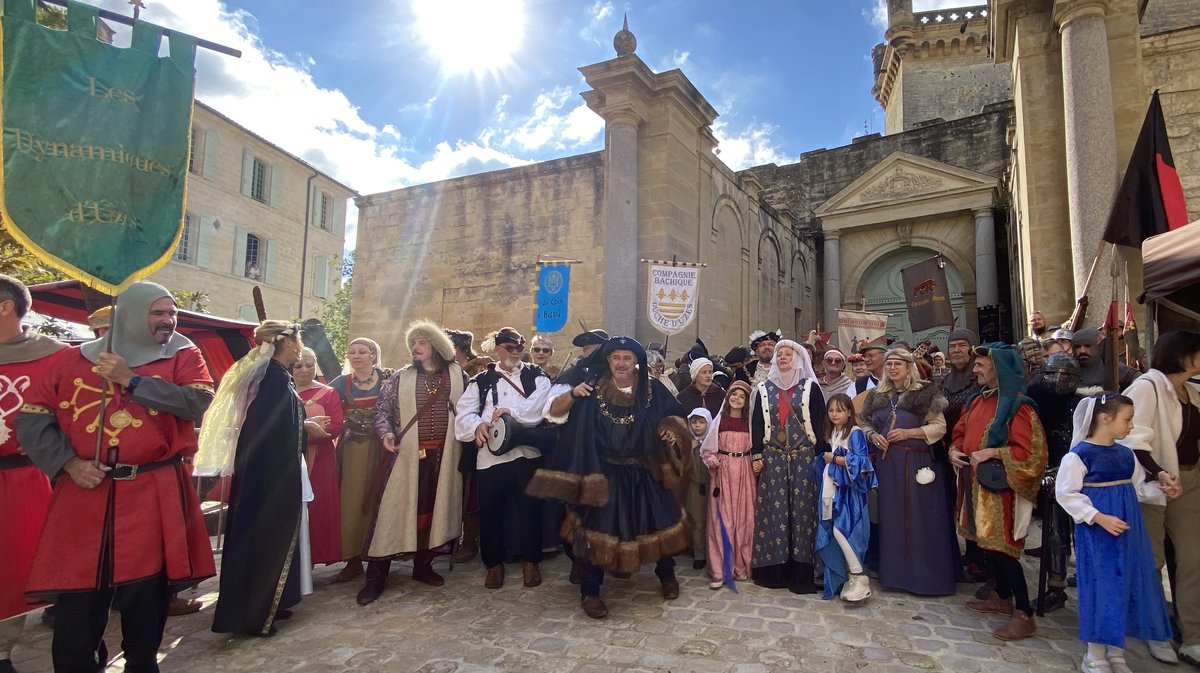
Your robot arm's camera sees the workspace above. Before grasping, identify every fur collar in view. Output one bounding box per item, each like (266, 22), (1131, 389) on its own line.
(861, 382), (948, 420)
(597, 376), (637, 406)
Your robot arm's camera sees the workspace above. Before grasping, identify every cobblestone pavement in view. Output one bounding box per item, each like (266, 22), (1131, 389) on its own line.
(9, 550), (1184, 673)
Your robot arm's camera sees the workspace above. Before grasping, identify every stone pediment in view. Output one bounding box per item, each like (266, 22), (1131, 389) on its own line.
(814, 152), (997, 225)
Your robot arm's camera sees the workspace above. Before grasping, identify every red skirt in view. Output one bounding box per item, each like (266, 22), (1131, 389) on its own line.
(307, 438), (342, 565)
(0, 464), (51, 619)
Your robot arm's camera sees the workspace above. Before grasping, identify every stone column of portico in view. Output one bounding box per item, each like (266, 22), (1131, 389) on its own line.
(822, 231), (841, 337)
(1056, 0), (1118, 315)
(603, 113), (640, 337)
(973, 207), (998, 307)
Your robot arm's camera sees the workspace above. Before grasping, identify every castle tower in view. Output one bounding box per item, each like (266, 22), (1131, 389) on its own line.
(872, 2), (1010, 134)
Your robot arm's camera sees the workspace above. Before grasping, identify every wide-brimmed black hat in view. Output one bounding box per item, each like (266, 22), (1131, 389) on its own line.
(572, 329), (610, 348)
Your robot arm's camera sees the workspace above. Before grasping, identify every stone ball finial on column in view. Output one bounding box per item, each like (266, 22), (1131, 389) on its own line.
(614, 14), (637, 57)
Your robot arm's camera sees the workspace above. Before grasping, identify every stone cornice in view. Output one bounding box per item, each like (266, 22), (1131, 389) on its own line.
(579, 54), (718, 132)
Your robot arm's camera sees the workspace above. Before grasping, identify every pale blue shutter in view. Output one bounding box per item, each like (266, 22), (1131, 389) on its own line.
(269, 164), (283, 208)
(196, 216), (215, 268)
(240, 149), (254, 196)
(202, 129), (219, 180)
(232, 226), (246, 274)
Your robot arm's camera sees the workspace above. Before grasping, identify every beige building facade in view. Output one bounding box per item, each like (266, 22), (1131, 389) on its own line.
(150, 101), (354, 321)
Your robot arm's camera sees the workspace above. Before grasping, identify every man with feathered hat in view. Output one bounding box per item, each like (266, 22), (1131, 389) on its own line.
(358, 319), (466, 605)
(454, 327), (553, 590)
(16, 281), (215, 672)
(528, 336), (690, 619)
(745, 329), (782, 388)
(949, 343), (1048, 641)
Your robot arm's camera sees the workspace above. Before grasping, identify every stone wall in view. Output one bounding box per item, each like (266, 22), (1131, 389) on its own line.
(900, 54), (1012, 132)
(350, 153), (606, 365)
(1141, 0), (1200, 36)
(749, 104), (1012, 231)
(1142, 25), (1200, 223)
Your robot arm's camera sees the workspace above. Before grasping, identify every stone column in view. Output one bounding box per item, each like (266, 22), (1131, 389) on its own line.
(603, 114), (640, 337)
(973, 207), (998, 307)
(822, 231), (841, 336)
(1056, 0), (1118, 314)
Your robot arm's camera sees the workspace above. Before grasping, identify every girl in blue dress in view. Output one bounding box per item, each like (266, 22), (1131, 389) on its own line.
(1056, 394), (1179, 673)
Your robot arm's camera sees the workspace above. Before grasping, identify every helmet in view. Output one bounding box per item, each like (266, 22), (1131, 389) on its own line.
(1042, 352), (1080, 395)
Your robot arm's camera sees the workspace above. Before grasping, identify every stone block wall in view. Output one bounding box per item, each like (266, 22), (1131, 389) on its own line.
(350, 153), (606, 365)
(899, 54), (1012, 132)
(1142, 25), (1200, 223)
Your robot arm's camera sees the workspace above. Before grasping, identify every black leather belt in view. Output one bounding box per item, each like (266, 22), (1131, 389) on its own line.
(718, 450), (752, 458)
(108, 455), (182, 481)
(0, 454), (34, 470)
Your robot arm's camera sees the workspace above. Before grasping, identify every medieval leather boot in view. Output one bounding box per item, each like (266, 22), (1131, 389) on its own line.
(335, 557), (365, 583)
(453, 514), (479, 563)
(356, 560), (390, 605)
(966, 590), (1014, 616)
(412, 551), (444, 587)
(522, 562), (542, 588)
(484, 564), (505, 589)
(992, 611), (1036, 641)
(568, 559), (584, 585)
(581, 596), (608, 619)
(659, 567), (680, 600)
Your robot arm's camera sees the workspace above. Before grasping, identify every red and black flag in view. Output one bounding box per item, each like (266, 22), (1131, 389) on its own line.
(1103, 90), (1190, 247)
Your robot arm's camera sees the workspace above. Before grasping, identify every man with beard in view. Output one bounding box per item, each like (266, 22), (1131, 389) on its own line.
(0, 276), (67, 673)
(17, 282), (215, 672)
(529, 336), (689, 618)
(1024, 352), (1086, 612)
(455, 328), (552, 589)
(1018, 311), (1049, 376)
(745, 329), (781, 388)
(1072, 327), (1139, 390)
(359, 321), (466, 605)
(938, 329), (983, 579)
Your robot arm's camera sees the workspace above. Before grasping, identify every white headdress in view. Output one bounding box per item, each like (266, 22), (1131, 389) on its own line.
(767, 339), (817, 390)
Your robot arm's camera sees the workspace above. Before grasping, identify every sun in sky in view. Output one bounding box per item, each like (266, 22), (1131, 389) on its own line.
(412, 0), (527, 75)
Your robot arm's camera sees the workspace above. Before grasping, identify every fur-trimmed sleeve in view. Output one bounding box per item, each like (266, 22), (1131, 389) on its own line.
(919, 386), (949, 445)
(656, 415), (691, 491)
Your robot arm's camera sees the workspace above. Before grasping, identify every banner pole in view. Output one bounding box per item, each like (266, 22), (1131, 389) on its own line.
(39, 0), (243, 57)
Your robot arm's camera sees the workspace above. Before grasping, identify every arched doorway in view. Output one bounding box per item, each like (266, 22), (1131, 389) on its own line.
(858, 247), (966, 351)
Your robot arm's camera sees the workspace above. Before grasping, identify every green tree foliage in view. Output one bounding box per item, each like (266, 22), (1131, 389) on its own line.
(37, 6), (68, 30)
(317, 253), (353, 361)
(172, 289), (211, 313)
(0, 223), (65, 284)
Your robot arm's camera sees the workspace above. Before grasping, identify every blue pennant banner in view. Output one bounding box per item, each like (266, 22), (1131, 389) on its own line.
(534, 264), (570, 333)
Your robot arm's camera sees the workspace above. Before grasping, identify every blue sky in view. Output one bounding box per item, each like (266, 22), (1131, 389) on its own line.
(87, 0), (971, 250)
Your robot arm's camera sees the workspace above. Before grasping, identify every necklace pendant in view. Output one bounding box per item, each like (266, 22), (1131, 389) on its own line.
(110, 409), (134, 429)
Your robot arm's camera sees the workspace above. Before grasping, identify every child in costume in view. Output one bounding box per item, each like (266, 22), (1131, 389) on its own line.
(687, 408), (713, 570)
(700, 381), (757, 590)
(1056, 394), (1179, 673)
(815, 393), (878, 601)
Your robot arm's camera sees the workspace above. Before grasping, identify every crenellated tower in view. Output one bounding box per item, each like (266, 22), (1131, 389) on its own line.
(872, 1), (1010, 134)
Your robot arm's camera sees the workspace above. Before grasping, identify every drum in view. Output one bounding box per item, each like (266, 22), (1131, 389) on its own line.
(485, 415), (559, 456)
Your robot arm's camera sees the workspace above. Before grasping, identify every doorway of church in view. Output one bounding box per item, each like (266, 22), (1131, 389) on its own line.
(858, 247), (966, 352)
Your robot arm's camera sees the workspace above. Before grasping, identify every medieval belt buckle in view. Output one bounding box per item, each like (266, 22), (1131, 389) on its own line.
(112, 463), (138, 480)
(110, 409), (134, 429)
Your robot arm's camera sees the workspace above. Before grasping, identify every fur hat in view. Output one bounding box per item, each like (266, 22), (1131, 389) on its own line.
(947, 328), (978, 346)
(749, 329), (782, 350)
(406, 319), (455, 362)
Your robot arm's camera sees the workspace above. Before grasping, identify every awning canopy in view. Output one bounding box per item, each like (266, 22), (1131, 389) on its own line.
(1142, 220), (1200, 302)
(28, 280), (256, 382)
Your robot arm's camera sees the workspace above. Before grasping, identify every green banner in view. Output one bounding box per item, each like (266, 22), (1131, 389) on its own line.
(0, 0), (197, 293)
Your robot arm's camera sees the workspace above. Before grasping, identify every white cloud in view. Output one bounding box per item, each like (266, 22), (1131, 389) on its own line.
(657, 50), (690, 71)
(865, 0), (888, 29)
(711, 120), (799, 171)
(495, 86), (604, 153)
(581, 0), (617, 45)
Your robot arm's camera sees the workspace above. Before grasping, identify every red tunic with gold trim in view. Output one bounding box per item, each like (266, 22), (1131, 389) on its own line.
(952, 392), (1047, 559)
(23, 346), (216, 597)
(0, 347), (66, 619)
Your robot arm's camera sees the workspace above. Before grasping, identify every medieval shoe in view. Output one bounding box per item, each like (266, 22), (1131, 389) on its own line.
(993, 611), (1036, 641)
(522, 562), (542, 588)
(334, 560), (365, 583)
(484, 565), (505, 589)
(1148, 640), (1179, 664)
(840, 573), (872, 603)
(581, 596), (608, 619)
(412, 564), (445, 587)
(966, 590), (1014, 616)
(661, 579), (680, 600)
(355, 579), (386, 606)
(167, 597), (202, 616)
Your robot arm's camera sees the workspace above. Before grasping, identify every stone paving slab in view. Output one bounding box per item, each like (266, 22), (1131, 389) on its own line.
(7, 551), (1184, 673)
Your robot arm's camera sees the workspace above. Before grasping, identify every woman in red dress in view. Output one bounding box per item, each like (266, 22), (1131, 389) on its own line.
(294, 347), (344, 566)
